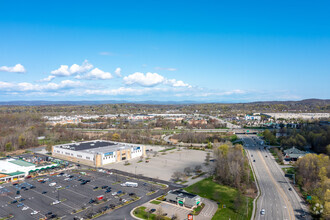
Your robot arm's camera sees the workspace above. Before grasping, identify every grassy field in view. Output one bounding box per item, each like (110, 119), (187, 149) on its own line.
(185, 178), (253, 220)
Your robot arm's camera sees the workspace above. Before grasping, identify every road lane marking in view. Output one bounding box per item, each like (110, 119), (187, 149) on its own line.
(257, 150), (295, 220)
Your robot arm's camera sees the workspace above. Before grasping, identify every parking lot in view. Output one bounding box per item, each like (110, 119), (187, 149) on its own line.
(143, 197), (217, 220)
(0, 169), (161, 220)
(103, 148), (209, 182)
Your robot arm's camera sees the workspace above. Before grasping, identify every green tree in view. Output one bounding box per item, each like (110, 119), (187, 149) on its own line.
(5, 142), (13, 151)
(18, 135), (26, 149)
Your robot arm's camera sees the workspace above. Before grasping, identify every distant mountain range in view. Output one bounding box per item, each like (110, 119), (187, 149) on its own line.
(0, 100), (202, 106)
(0, 99), (329, 106)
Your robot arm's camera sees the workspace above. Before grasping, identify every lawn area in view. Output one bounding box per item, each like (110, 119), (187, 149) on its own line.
(185, 177), (253, 220)
(150, 200), (161, 205)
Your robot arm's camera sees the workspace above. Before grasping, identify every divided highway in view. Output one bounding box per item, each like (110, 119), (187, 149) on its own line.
(240, 135), (310, 220)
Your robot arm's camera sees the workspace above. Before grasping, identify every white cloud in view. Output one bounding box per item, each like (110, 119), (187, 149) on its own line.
(196, 89), (246, 97)
(82, 68), (113, 80)
(165, 79), (191, 87)
(114, 67), (122, 77)
(0, 80), (83, 92)
(0, 64), (26, 73)
(85, 87), (168, 96)
(155, 67), (177, 71)
(123, 72), (165, 86)
(123, 72), (191, 88)
(51, 60), (93, 76)
(39, 75), (55, 82)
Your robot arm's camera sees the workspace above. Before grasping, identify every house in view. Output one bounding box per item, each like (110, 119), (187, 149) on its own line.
(283, 147), (307, 161)
(165, 189), (201, 209)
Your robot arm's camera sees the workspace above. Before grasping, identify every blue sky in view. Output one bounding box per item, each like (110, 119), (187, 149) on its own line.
(0, 0), (329, 102)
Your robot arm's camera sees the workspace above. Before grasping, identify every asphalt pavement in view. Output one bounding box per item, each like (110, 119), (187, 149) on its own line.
(240, 135), (310, 220)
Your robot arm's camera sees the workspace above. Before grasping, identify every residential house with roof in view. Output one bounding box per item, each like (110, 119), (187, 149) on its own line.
(283, 147), (307, 161)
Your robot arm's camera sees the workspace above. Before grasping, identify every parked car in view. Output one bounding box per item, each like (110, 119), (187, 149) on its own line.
(31, 210), (39, 215)
(22, 206), (29, 211)
(42, 191), (47, 194)
(52, 200), (61, 205)
(101, 186), (108, 189)
(149, 209), (156, 213)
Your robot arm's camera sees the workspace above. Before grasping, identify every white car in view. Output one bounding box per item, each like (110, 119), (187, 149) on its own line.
(55, 185), (62, 189)
(15, 195), (21, 199)
(22, 206), (29, 211)
(112, 192), (117, 196)
(52, 200), (61, 205)
(31, 210), (39, 215)
(122, 199), (127, 203)
(261, 209), (266, 215)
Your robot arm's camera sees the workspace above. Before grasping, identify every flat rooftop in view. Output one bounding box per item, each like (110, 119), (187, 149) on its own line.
(55, 140), (141, 154)
(170, 189), (198, 199)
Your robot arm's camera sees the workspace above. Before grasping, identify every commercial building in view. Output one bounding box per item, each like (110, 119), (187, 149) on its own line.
(245, 114), (261, 120)
(0, 158), (57, 182)
(165, 189), (201, 209)
(52, 140), (146, 167)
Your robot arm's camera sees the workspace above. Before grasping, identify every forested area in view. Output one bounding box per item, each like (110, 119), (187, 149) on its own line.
(0, 113), (91, 155)
(171, 132), (237, 144)
(263, 124), (330, 154)
(0, 113), (45, 153)
(296, 154), (330, 218)
(213, 143), (256, 192)
(1, 99), (329, 116)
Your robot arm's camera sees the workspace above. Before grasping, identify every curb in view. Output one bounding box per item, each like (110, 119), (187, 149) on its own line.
(130, 206), (144, 220)
(246, 148), (261, 220)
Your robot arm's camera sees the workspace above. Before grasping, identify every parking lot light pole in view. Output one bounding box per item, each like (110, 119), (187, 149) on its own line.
(135, 166), (137, 179)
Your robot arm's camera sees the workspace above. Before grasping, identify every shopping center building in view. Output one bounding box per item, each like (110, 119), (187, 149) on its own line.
(52, 140), (146, 167)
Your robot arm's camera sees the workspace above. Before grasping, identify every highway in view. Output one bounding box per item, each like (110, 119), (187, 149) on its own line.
(240, 135), (310, 220)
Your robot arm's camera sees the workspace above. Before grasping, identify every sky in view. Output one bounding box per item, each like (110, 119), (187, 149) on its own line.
(0, 0), (329, 102)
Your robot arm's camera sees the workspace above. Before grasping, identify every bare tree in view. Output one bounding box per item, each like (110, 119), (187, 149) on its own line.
(184, 167), (192, 176)
(171, 171), (184, 182)
(194, 165), (202, 173)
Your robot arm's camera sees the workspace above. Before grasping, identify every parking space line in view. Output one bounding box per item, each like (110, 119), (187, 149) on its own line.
(30, 189), (77, 210)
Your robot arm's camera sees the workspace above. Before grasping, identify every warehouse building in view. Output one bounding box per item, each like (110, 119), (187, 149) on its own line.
(52, 140), (146, 167)
(165, 189), (201, 209)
